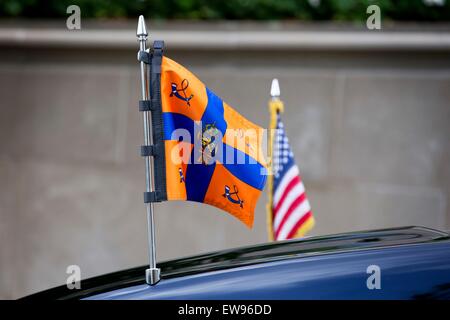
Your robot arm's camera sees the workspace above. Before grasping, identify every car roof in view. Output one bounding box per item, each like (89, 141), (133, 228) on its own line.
(23, 226), (449, 300)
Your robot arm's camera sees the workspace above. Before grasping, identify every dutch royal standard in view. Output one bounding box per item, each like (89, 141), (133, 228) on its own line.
(145, 42), (267, 228)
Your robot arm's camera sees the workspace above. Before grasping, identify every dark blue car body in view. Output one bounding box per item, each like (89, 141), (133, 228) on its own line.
(23, 226), (450, 300)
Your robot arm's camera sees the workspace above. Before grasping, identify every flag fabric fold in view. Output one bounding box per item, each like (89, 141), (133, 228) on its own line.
(146, 42), (267, 228)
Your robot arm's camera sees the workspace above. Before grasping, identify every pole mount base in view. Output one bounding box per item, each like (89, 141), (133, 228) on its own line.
(146, 268), (161, 285)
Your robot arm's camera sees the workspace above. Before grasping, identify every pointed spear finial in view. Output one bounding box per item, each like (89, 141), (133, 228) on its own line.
(137, 15), (148, 38)
(269, 78), (284, 113)
(270, 78), (280, 98)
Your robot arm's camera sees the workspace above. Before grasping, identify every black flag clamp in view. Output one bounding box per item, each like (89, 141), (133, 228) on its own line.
(137, 40), (167, 204)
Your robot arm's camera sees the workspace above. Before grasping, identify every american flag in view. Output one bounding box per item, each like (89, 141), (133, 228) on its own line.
(271, 114), (314, 241)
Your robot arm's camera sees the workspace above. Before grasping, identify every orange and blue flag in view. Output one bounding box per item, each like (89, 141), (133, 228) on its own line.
(146, 41), (267, 227)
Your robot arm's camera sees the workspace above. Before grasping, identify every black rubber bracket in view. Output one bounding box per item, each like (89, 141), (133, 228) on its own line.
(139, 100), (155, 112)
(144, 191), (163, 203)
(137, 50), (151, 64)
(140, 145), (157, 157)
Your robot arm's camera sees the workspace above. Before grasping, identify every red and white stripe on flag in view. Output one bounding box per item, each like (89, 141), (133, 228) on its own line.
(271, 115), (314, 240)
(272, 166), (312, 240)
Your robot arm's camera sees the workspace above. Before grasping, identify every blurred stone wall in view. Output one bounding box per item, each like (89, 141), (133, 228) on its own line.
(0, 23), (449, 299)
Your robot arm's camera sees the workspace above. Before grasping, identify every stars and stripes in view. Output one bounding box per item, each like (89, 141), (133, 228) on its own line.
(271, 115), (314, 240)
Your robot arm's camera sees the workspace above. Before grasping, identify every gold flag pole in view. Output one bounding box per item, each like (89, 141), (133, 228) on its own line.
(266, 79), (284, 241)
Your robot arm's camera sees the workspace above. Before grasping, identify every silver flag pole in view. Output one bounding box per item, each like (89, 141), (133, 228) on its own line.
(136, 15), (160, 285)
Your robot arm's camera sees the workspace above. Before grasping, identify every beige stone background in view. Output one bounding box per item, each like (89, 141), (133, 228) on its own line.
(0, 21), (449, 299)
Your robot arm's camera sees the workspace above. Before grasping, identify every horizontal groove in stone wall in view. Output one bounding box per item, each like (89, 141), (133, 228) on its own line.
(0, 28), (450, 51)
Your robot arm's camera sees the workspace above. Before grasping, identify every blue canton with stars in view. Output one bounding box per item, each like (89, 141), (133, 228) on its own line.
(273, 114), (296, 189)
